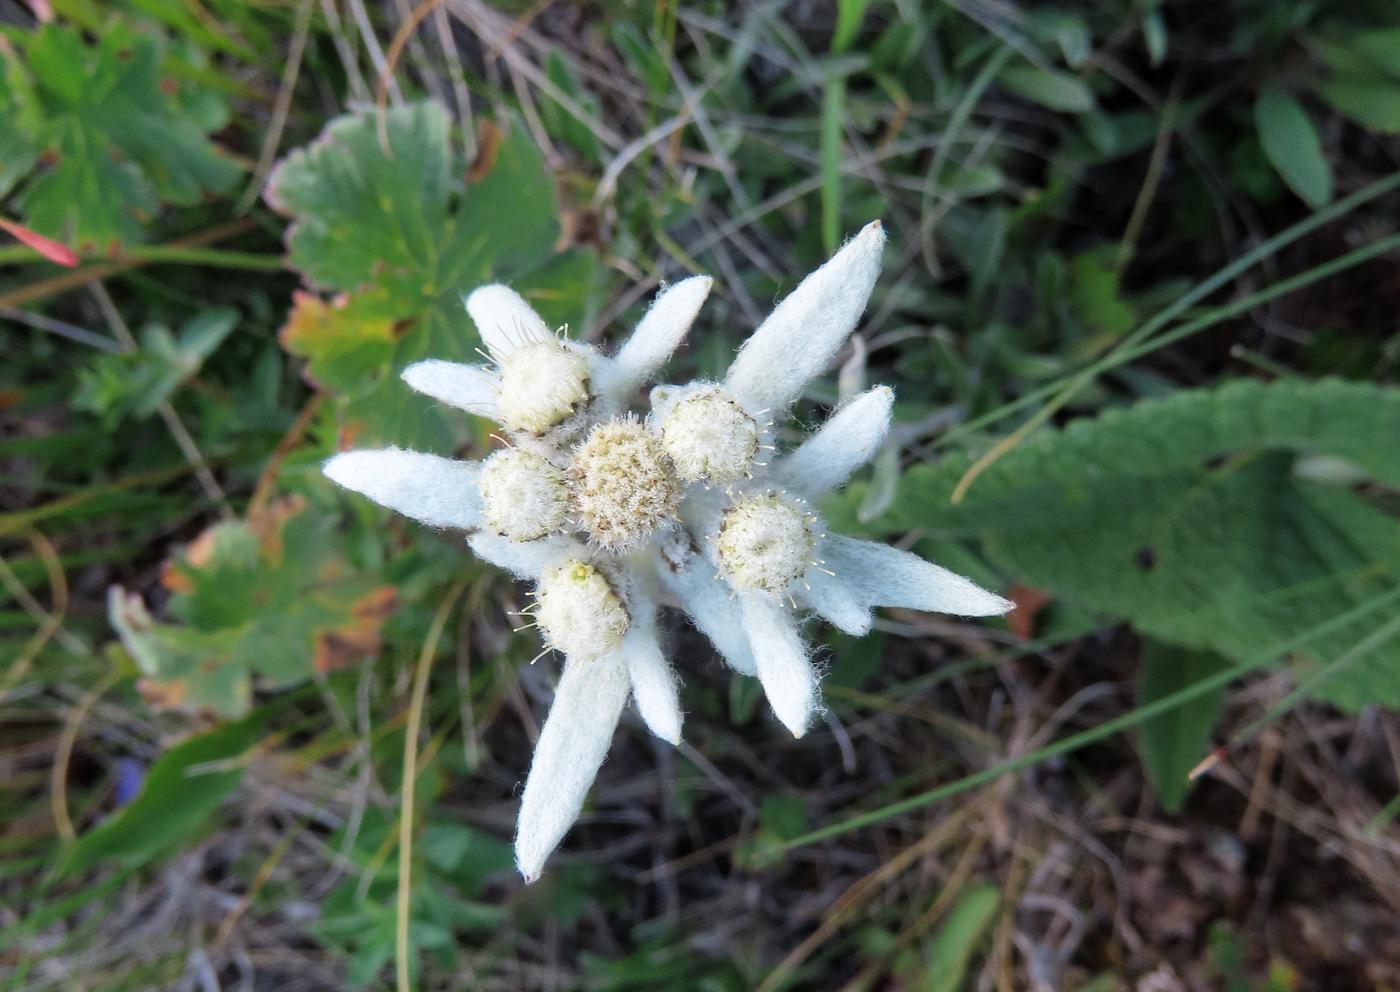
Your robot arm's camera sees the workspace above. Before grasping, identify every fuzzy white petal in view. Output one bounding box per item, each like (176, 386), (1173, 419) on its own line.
(465, 284), (550, 358)
(725, 221), (886, 412)
(659, 555), (757, 676)
(741, 593), (820, 738)
(799, 568), (872, 635)
(467, 532), (579, 580)
(774, 386), (894, 499)
(825, 535), (1013, 617)
(401, 360), (499, 418)
(622, 615), (683, 745)
(598, 276), (713, 400)
(515, 651), (630, 883)
(323, 448), (481, 529)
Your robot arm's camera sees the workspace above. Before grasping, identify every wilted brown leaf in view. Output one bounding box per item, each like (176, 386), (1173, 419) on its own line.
(313, 585), (398, 673)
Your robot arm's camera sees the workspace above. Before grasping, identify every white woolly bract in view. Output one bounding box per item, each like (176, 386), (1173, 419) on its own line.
(774, 386), (893, 499)
(496, 340), (591, 435)
(596, 276), (713, 400)
(724, 220), (886, 413)
(658, 383), (760, 484)
(569, 418), (679, 551)
(467, 532), (578, 580)
(515, 650), (630, 883)
(478, 448), (568, 541)
(658, 551), (757, 676)
(322, 448), (482, 529)
(534, 559), (630, 662)
(465, 284), (551, 359)
(799, 567), (872, 635)
(824, 535), (1014, 617)
(621, 615), (683, 745)
(741, 592), (820, 738)
(400, 360), (499, 418)
(716, 492), (818, 593)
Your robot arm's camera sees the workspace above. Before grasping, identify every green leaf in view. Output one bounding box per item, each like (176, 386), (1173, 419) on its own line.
(1313, 75), (1400, 133)
(838, 379), (1400, 709)
(74, 308), (238, 425)
(62, 716), (262, 875)
(1314, 27), (1400, 81)
(278, 290), (398, 392)
(0, 22), (238, 249)
(266, 102), (592, 448)
(1136, 642), (1226, 812)
(1254, 85), (1332, 207)
(110, 499), (397, 716)
(999, 64), (1095, 113)
(1068, 249), (1137, 337)
(832, 0), (874, 53)
(923, 884), (999, 992)
(1142, 12), (1167, 68)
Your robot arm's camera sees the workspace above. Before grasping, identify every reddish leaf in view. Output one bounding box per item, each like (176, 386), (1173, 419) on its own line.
(0, 217), (79, 267)
(314, 585), (399, 672)
(1006, 585), (1052, 640)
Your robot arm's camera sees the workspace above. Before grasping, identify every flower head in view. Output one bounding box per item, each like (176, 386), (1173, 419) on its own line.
(321, 221), (1011, 881)
(569, 417), (679, 551)
(533, 559), (630, 661)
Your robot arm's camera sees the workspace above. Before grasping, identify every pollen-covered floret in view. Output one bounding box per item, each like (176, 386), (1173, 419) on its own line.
(569, 417), (680, 551)
(496, 339), (591, 434)
(659, 385), (761, 484)
(716, 492), (819, 593)
(533, 559), (630, 661)
(478, 448), (568, 541)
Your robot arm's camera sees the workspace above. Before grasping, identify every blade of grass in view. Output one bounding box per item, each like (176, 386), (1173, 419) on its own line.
(396, 576), (469, 992)
(775, 585), (1400, 853)
(820, 76), (846, 254)
(0, 219), (268, 308)
(940, 225), (1400, 478)
(944, 169), (1400, 493)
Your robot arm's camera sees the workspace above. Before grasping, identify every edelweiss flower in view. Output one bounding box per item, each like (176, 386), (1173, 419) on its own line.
(322, 220), (1011, 882)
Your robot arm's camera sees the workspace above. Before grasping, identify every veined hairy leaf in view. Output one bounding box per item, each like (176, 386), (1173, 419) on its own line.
(837, 379), (1400, 709)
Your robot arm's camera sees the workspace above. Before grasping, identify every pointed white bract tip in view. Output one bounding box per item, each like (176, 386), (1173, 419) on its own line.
(602, 275), (716, 399)
(400, 360), (499, 417)
(775, 385), (895, 499)
(742, 593), (820, 738)
(323, 448), (482, 529)
(514, 652), (630, 883)
(724, 220), (888, 413)
(624, 624), (684, 745)
(824, 535), (1012, 618)
(465, 284), (552, 361)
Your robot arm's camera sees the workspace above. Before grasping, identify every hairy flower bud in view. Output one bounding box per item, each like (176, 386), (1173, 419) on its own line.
(569, 417), (679, 550)
(478, 448), (568, 541)
(534, 559), (629, 661)
(496, 340), (591, 434)
(658, 385), (761, 484)
(716, 492), (818, 593)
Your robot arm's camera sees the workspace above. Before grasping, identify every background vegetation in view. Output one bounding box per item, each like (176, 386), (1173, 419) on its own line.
(3, 0), (1400, 988)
